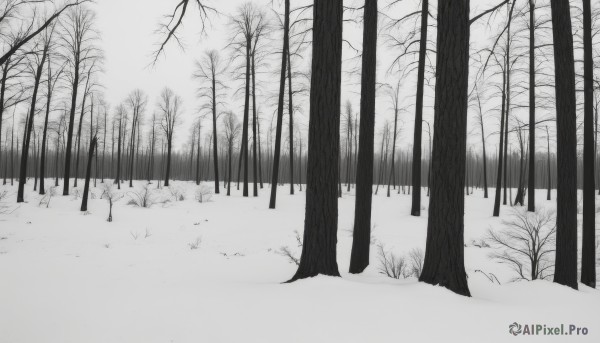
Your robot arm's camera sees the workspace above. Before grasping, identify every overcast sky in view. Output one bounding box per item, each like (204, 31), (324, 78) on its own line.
(89, 0), (557, 153)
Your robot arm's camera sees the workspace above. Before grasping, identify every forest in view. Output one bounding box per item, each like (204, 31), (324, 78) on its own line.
(0, 0), (599, 342)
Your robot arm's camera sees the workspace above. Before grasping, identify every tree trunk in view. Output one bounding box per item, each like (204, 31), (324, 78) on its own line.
(81, 136), (97, 211)
(269, 0), (290, 208)
(550, 0), (578, 290)
(493, 58), (508, 216)
(17, 48), (47, 203)
(289, 0), (343, 282)
(349, 0), (377, 274)
(581, 0), (596, 289)
(288, 49), (295, 195)
(419, 0), (470, 297)
(410, 0), (428, 216)
(251, 50), (258, 197)
(527, 0), (536, 212)
(40, 56), (53, 195)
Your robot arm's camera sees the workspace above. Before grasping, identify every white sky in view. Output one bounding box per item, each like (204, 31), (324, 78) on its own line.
(89, 0), (553, 153)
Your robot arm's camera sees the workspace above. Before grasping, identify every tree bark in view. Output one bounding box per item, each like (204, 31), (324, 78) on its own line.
(17, 47), (47, 203)
(581, 0), (596, 289)
(268, 0), (290, 209)
(527, 0), (536, 212)
(550, 0), (578, 290)
(81, 136), (97, 211)
(410, 0), (429, 216)
(289, 0), (343, 282)
(349, 0), (377, 274)
(419, 0), (471, 297)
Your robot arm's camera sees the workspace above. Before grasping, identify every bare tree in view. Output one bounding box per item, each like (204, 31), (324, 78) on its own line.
(158, 87), (182, 187)
(17, 29), (50, 203)
(193, 50), (226, 194)
(59, 5), (99, 195)
(223, 110), (240, 196)
(487, 208), (556, 281)
(126, 89), (147, 188)
(0, 0), (90, 66)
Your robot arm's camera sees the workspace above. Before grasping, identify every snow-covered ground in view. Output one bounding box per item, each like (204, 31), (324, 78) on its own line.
(0, 180), (598, 343)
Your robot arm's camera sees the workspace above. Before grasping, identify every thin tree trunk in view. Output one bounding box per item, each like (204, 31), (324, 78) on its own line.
(410, 0), (429, 216)
(268, 0), (290, 208)
(581, 0), (596, 289)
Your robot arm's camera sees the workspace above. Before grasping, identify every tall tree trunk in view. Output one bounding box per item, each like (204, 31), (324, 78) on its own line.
(241, 37), (251, 197)
(476, 90), (488, 198)
(251, 51), (258, 197)
(115, 117), (122, 189)
(550, 0), (578, 290)
(419, 0), (470, 297)
(164, 139), (172, 186)
(40, 56), (53, 195)
(288, 49), (295, 195)
(349, 0), (377, 274)
(527, 0), (536, 211)
(0, 61), (9, 182)
(546, 125), (551, 200)
(269, 0), (290, 208)
(289, 0), (343, 282)
(581, 0), (596, 289)
(17, 48), (47, 203)
(211, 73), (220, 193)
(493, 58), (508, 216)
(410, 0), (429, 216)
(80, 136), (97, 211)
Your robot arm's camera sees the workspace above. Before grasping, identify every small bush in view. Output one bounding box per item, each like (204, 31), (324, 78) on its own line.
(168, 185), (186, 201)
(408, 248), (424, 278)
(277, 246), (300, 265)
(189, 237), (202, 250)
(127, 184), (160, 208)
(487, 208), (556, 282)
(39, 187), (57, 208)
(377, 244), (411, 279)
(195, 184), (213, 203)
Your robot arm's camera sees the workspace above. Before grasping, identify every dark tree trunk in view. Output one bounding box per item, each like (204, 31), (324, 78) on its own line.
(227, 140), (232, 196)
(289, 0), (343, 282)
(196, 127), (201, 185)
(241, 37), (251, 197)
(81, 136), (97, 211)
(0, 61), (9, 184)
(528, 0), (536, 212)
(40, 57), (53, 195)
(476, 91), (488, 198)
(349, 0), (377, 274)
(164, 140), (172, 186)
(212, 75), (220, 193)
(269, 0), (290, 209)
(74, 91), (88, 188)
(550, 0), (578, 290)
(546, 126), (551, 200)
(581, 0), (596, 289)
(17, 48), (47, 203)
(115, 117), (122, 189)
(251, 51), (258, 197)
(410, 0), (428, 216)
(493, 58), (508, 216)
(419, 0), (470, 297)
(288, 49), (295, 195)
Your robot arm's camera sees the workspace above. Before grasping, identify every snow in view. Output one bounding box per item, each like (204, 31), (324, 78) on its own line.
(0, 181), (598, 343)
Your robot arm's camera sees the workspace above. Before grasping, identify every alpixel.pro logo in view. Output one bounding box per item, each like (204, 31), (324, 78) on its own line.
(509, 322), (589, 336)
